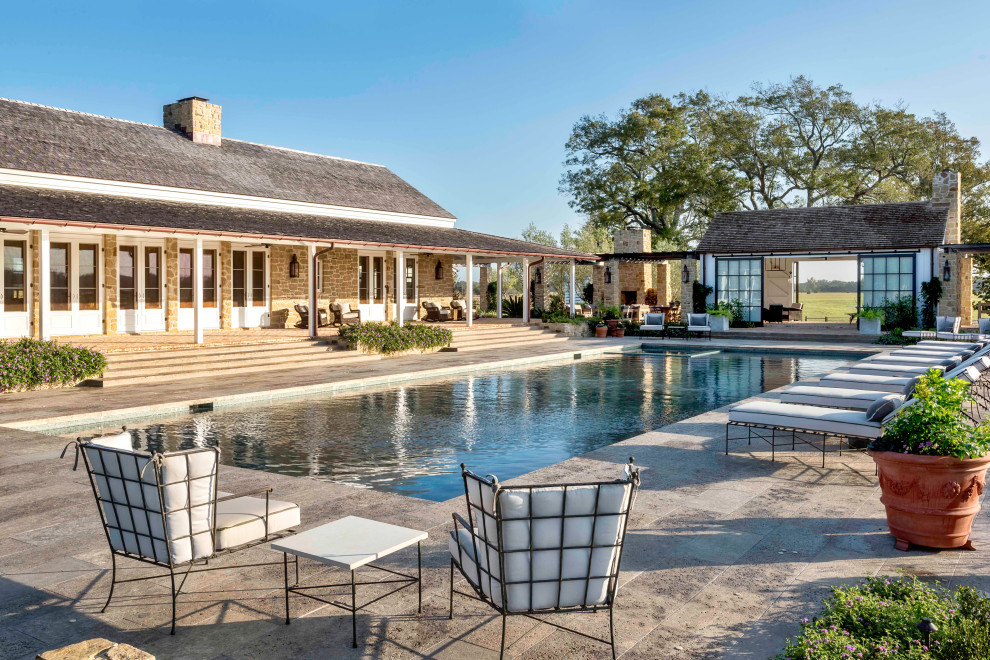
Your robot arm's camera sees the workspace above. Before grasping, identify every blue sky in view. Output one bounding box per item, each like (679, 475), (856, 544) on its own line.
(2, 0), (988, 246)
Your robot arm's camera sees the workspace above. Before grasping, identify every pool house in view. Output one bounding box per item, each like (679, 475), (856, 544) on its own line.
(0, 96), (593, 343)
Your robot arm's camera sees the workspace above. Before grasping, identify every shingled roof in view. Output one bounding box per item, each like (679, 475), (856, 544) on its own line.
(0, 98), (455, 219)
(0, 185), (594, 259)
(697, 202), (948, 254)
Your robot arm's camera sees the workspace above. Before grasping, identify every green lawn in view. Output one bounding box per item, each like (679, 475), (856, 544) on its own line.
(797, 291), (857, 322)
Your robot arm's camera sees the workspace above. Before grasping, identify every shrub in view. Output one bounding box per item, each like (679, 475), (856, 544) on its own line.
(582, 281), (594, 305)
(486, 281), (497, 311)
(547, 294), (566, 314)
(501, 295), (524, 317)
(921, 277), (942, 330)
(338, 322), (452, 355)
(775, 575), (990, 659)
(875, 328), (916, 346)
(692, 280), (713, 313)
(601, 305), (622, 321)
(880, 295), (918, 331)
(870, 369), (990, 459)
(0, 338), (107, 393)
(542, 311), (583, 324)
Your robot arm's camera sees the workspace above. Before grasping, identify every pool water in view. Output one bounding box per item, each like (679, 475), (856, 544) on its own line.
(65, 349), (853, 501)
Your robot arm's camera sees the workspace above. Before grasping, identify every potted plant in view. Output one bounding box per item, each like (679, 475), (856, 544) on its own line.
(644, 288), (658, 307)
(868, 370), (990, 551)
(601, 305), (621, 335)
(614, 322), (626, 338)
(706, 302), (734, 332)
(858, 307), (884, 335)
(594, 321), (608, 338)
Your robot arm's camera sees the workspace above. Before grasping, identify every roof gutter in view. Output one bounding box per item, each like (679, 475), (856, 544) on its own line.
(0, 216), (595, 260)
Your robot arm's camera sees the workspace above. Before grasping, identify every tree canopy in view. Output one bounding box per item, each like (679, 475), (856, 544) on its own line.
(560, 76), (990, 249)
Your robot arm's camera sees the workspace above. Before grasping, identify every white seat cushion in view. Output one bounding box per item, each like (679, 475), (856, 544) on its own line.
(818, 372), (916, 394)
(729, 400), (886, 438)
(640, 325), (665, 331)
(849, 363), (944, 377)
(687, 325), (711, 331)
(917, 340), (978, 349)
(861, 355), (959, 367)
(215, 496), (300, 550)
(90, 430), (134, 451)
(781, 386), (903, 411)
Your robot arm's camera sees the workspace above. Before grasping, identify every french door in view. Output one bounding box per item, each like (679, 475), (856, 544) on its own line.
(118, 242), (165, 333)
(393, 257), (417, 321)
(49, 238), (103, 335)
(232, 248), (269, 328)
(177, 245), (220, 330)
(1, 239), (30, 337)
(358, 253), (386, 321)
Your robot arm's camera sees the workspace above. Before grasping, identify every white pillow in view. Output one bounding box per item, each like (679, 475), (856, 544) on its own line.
(90, 430), (133, 451)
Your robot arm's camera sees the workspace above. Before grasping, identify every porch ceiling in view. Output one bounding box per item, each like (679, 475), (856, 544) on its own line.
(0, 185), (595, 260)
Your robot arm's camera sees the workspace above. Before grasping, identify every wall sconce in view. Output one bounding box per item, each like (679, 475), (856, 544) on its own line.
(604, 266), (612, 284)
(943, 259), (951, 282)
(681, 263), (690, 283)
(435, 260), (444, 280)
(289, 254), (300, 278)
(535, 266), (542, 284)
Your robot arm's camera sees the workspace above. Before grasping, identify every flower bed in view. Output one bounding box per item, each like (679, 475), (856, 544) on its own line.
(338, 322), (453, 355)
(776, 575), (990, 659)
(1, 338), (107, 392)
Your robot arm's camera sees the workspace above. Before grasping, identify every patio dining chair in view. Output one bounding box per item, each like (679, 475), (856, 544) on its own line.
(62, 429), (300, 635)
(449, 459), (640, 659)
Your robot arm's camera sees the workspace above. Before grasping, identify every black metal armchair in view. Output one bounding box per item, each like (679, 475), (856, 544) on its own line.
(294, 304), (330, 328)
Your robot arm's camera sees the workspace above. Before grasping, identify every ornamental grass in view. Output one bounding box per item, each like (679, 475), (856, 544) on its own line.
(338, 321), (452, 355)
(0, 338), (107, 392)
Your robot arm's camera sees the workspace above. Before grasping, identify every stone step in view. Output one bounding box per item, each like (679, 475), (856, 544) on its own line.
(106, 340), (339, 365)
(103, 345), (349, 376)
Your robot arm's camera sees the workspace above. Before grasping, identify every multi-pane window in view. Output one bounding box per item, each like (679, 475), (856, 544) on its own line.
(359, 256), (369, 303)
(232, 251), (247, 307)
(251, 252), (265, 307)
(3, 241), (26, 312)
(179, 249), (194, 308)
(860, 255), (914, 308)
(203, 250), (217, 308)
(77, 245), (99, 310)
(715, 258), (762, 322)
(145, 247), (161, 309)
(119, 246), (137, 311)
(50, 243), (71, 311)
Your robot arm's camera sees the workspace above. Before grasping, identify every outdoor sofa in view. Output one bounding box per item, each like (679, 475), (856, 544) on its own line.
(449, 460), (640, 659)
(63, 430), (300, 635)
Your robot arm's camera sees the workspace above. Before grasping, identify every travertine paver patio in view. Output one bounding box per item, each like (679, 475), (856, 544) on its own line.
(4, 366), (989, 660)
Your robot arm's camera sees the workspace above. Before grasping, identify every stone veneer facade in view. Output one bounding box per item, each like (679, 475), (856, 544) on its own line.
(592, 229), (657, 308)
(932, 170), (972, 325)
(103, 235), (118, 334)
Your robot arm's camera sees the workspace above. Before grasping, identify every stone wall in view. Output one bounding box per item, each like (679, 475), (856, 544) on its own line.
(479, 265), (490, 311)
(165, 238), (179, 332)
(932, 171), (972, 324)
(270, 246), (310, 328)
(219, 242), (233, 329)
(103, 235), (118, 334)
(417, 255), (455, 314)
(681, 259), (698, 314)
(30, 230), (40, 339)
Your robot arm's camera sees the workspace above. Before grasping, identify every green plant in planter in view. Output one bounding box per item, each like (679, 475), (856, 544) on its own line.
(706, 301), (735, 319)
(601, 305), (621, 321)
(857, 307), (885, 322)
(775, 575), (990, 659)
(869, 370), (990, 459)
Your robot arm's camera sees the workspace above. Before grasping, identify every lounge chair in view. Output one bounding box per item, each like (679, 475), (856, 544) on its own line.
(330, 302), (361, 326)
(640, 312), (665, 334)
(450, 299), (466, 321)
(449, 460), (640, 659)
(422, 300), (452, 322)
(847, 362), (948, 378)
(294, 304), (330, 329)
(686, 313), (712, 340)
(781, 386), (905, 411)
(903, 316), (962, 340)
(860, 354), (963, 368)
(63, 430), (300, 635)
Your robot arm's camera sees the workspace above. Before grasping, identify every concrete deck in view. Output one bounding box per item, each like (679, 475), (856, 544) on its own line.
(2, 336), (967, 660)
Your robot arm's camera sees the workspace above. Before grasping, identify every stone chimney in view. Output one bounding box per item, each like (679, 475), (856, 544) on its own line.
(163, 97), (221, 145)
(932, 170), (971, 324)
(931, 170), (961, 243)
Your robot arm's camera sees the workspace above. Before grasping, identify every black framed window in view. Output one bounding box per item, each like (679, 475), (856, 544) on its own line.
(715, 258), (762, 322)
(859, 255), (914, 308)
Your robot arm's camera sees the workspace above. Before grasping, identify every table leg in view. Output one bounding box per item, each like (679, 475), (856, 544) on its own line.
(417, 541), (422, 614)
(283, 552), (290, 625)
(351, 568), (357, 649)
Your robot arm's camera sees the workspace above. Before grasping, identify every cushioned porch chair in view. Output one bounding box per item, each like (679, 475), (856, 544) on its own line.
(422, 300), (452, 322)
(63, 430), (300, 635)
(294, 304), (330, 329)
(640, 312), (665, 334)
(330, 302), (361, 327)
(686, 313), (712, 340)
(449, 460), (641, 659)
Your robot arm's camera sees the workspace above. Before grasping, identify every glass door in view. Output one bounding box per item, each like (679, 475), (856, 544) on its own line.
(49, 239), (102, 335)
(232, 248), (268, 328)
(715, 257), (763, 323)
(1, 239), (30, 338)
(358, 254), (386, 321)
(177, 245), (221, 330)
(118, 243), (165, 333)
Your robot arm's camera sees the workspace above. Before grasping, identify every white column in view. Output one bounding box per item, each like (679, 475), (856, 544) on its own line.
(496, 262), (503, 319)
(38, 229), (50, 340)
(193, 238), (204, 345)
(569, 260), (577, 316)
(465, 254), (473, 328)
(522, 257), (530, 323)
(396, 250), (405, 327)
(308, 244), (317, 338)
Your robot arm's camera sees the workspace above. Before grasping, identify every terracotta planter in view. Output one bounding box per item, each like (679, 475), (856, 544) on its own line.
(614, 328), (625, 338)
(595, 326), (608, 338)
(869, 450), (990, 551)
(605, 319), (619, 336)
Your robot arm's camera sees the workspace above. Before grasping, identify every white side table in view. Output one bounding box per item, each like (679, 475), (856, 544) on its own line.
(271, 516), (428, 648)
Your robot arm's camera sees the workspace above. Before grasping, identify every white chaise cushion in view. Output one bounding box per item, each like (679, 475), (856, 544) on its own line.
(819, 373), (917, 394)
(917, 340), (978, 349)
(729, 400), (886, 438)
(214, 496), (300, 550)
(780, 386), (903, 411)
(861, 355), (960, 367)
(160, 450), (219, 564)
(849, 363), (945, 377)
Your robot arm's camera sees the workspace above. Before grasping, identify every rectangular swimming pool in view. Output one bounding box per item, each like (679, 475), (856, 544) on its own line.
(58, 348), (856, 501)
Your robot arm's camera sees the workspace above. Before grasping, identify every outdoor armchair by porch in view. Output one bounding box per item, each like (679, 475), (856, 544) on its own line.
(294, 304), (330, 329)
(640, 312), (665, 333)
(903, 316), (962, 340)
(686, 313), (712, 340)
(62, 430), (300, 635)
(330, 302), (361, 327)
(422, 300), (452, 322)
(449, 459), (641, 659)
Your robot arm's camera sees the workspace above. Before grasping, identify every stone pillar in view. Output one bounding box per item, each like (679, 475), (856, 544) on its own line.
(165, 238), (180, 332)
(479, 264), (490, 312)
(533, 272), (548, 311)
(30, 230), (41, 339)
(656, 261), (671, 305)
(220, 241), (232, 329)
(932, 170), (972, 324)
(103, 235), (118, 335)
(681, 259), (698, 314)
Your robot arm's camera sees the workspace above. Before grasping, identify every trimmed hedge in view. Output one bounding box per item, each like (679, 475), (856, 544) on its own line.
(775, 575), (990, 659)
(338, 322), (453, 355)
(1, 338), (107, 392)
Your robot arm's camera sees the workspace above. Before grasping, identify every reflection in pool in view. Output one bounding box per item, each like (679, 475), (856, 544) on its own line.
(65, 349), (854, 501)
